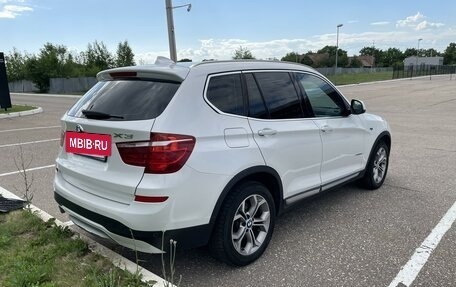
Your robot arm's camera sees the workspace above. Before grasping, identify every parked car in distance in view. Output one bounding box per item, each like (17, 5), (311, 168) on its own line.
(54, 58), (391, 266)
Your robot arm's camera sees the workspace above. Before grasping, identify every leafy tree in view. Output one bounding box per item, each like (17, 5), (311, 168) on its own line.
(233, 46), (255, 59)
(423, 48), (441, 57)
(115, 40), (135, 67)
(5, 48), (28, 82)
(443, 42), (456, 65)
(25, 43), (73, 92)
(349, 56), (362, 68)
(318, 45), (348, 67)
(403, 48), (418, 58)
(336, 50), (349, 67)
(83, 41), (115, 76)
(383, 48), (404, 67)
(281, 52), (300, 62)
(25, 56), (48, 92)
(318, 45), (337, 56)
(300, 55), (313, 66)
(359, 47), (384, 67)
(177, 58), (192, 62)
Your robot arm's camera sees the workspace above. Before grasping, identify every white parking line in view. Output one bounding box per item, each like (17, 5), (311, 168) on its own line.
(0, 164), (55, 177)
(388, 200), (456, 287)
(0, 125), (60, 133)
(0, 138), (59, 148)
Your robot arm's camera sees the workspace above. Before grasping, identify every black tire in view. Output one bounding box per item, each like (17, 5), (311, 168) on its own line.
(361, 141), (389, 190)
(209, 181), (276, 266)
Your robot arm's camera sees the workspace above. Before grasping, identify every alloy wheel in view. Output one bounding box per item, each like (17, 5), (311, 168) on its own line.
(373, 146), (387, 184)
(231, 194), (271, 256)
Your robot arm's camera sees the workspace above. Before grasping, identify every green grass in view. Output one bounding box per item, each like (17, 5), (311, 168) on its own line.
(0, 209), (156, 287)
(0, 105), (36, 114)
(327, 71), (394, 85)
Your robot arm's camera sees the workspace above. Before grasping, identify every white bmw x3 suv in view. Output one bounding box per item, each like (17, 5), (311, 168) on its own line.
(54, 58), (391, 266)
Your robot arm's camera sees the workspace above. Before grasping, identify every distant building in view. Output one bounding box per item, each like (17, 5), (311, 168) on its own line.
(404, 56), (444, 67)
(306, 53), (330, 67)
(348, 55), (375, 68)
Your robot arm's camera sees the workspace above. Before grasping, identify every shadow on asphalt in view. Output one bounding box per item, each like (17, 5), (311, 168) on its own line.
(84, 182), (376, 285)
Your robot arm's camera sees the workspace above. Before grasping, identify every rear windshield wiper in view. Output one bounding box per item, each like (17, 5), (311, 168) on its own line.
(82, 109), (124, 120)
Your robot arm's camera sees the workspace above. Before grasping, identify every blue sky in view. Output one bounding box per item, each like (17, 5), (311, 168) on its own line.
(1, 0), (455, 63)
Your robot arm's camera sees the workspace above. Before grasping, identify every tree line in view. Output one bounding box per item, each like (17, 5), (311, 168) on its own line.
(5, 40), (135, 92)
(231, 43), (456, 68)
(6, 41), (456, 92)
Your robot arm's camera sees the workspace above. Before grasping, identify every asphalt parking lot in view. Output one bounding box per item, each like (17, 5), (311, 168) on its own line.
(1, 75), (455, 287)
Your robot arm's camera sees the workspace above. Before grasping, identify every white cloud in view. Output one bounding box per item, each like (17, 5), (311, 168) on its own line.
(0, 1), (32, 19)
(396, 12), (444, 31)
(416, 20), (444, 31)
(132, 14), (452, 64)
(135, 34), (384, 63)
(397, 12), (424, 27)
(370, 21), (390, 26)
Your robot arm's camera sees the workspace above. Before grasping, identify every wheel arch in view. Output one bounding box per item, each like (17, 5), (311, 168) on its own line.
(362, 131), (391, 175)
(208, 166), (283, 236)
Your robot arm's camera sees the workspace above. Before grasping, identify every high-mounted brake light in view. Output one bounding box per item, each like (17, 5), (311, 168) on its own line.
(109, 71), (137, 78)
(116, 133), (196, 174)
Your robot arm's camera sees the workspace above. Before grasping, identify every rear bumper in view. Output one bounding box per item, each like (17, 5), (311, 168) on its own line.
(55, 192), (212, 252)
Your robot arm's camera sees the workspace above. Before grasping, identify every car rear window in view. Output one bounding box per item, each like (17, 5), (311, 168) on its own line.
(67, 80), (180, 121)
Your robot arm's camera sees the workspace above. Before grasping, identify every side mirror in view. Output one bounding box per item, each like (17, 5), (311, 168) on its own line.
(351, 99), (366, 115)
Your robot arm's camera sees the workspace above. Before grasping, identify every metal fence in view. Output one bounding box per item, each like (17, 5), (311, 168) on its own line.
(8, 65), (455, 94)
(393, 65), (456, 79)
(8, 77), (97, 94)
(316, 67), (393, 76)
(50, 77), (97, 94)
(8, 80), (39, 93)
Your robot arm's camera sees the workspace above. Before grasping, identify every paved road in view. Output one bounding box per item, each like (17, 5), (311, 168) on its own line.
(1, 76), (455, 286)
(0, 94), (78, 221)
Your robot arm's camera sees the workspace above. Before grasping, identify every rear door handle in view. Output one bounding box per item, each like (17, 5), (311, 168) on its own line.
(320, 125), (333, 133)
(258, 128), (277, 136)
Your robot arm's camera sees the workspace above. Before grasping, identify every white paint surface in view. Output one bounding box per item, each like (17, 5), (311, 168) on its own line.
(388, 200), (456, 287)
(0, 125), (60, 133)
(0, 164), (55, 177)
(0, 138), (59, 148)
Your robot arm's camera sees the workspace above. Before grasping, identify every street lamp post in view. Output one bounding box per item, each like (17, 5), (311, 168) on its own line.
(417, 38), (423, 54)
(335, 24), (343, 73)
(415, 38), (423, 73)
(165, 0), (191, 62)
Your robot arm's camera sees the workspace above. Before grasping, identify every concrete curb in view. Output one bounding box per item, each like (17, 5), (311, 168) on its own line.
(0, 186), (172, 287)
(0, 107), (43, 119)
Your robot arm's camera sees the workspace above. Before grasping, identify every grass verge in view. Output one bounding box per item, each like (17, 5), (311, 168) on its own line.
(327, 71), (394, 85)
(0, 105), (36, 114)
(0, 209), (156, 287)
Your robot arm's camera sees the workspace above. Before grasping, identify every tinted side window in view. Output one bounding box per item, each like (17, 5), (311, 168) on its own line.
(254, 72), (304, 119)
(206, 73), (244, 116)
(68, 80), (179, 121)
(296, 73), (346, 117)
(245, 73), (269, 119)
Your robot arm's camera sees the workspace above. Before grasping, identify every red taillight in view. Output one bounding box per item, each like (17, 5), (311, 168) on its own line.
(116, 133), (196, 174)
(60, 130), (65, 147)
(134, 195), (169, 203)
